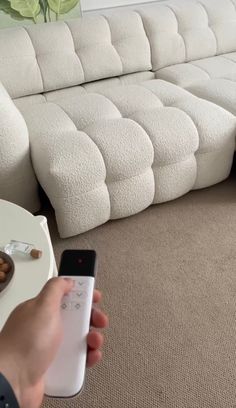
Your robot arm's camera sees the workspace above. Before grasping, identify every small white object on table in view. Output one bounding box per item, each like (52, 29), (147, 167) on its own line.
(0, 199), (57, 330)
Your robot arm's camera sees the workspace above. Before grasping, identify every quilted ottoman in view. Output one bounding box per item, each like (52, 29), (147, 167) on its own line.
(15, 80), (235, 237)
(0, 0), (236, 237)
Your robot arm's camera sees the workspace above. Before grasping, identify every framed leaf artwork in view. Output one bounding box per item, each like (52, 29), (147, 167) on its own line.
(0, 0), (81, 28)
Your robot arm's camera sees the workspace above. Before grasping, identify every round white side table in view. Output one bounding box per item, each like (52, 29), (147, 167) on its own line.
(0, 199), (58, 330)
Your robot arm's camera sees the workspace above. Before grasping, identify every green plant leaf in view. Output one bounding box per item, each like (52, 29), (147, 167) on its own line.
(47, 0), (79, 15)
(0, 0), (25, 20)
(39, 0), (48, 21)
(10, 0), (40, 19)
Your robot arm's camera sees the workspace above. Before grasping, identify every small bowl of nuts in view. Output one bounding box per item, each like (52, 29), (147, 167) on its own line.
(0, 251), (15, 294)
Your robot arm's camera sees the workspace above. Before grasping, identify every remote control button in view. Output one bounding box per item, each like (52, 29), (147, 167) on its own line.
(72, 281), (85, 290)
(71, 301), (82, 310)
(70, 291), (84, 301)
(61, 303), (68, 310)
(76, 291), (85, 298)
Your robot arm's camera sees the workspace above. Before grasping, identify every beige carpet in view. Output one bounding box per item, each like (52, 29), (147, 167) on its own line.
(42, 176), (236, 408)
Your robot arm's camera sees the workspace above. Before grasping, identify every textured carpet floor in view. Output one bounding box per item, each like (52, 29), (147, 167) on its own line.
(42, 177), (236, 408)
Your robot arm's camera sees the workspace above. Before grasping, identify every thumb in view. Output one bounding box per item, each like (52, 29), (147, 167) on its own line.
(38, 277), (74, 309)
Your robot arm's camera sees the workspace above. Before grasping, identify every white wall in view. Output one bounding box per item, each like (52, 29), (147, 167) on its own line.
(81, 0), (160, 12)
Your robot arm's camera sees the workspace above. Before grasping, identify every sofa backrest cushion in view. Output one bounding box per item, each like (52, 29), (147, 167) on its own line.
(1, 0), (235, 98)
(138, 0), (236, 70)
(0, 12), (151, 99)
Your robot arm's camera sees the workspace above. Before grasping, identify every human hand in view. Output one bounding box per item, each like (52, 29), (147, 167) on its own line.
(0, 278), (108, 408)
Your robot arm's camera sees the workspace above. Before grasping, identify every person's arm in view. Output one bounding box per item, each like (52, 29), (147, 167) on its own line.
(0, 278), (108, 408)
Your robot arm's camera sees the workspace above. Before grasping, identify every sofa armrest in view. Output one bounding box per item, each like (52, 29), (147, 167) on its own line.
(0, 82), (40, 212)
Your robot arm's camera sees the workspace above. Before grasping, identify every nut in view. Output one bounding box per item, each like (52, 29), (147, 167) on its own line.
(0, 271), (6, 282)
(0, 263), (10, 273)
(30, 249), (42, 259)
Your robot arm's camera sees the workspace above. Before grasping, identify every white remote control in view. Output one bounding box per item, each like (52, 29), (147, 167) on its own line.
(45, 250), (97, 398)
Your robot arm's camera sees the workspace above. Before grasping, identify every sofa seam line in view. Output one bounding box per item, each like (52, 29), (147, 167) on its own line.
(50, 182), (108, 200)
(134, 10), (153, 71)
(137, 83), (167, 106)
(51, 166), (154, 200)
(217, 54), (236, 66)
(85, 92), (124, 118)
(83, 127), (123, 205)
(121, 115), (156, 195)
(163, 5), (187, 62)
(126, 114), (197, 169)
(72, 120), (112, 219)
(80, 114), (154, 199)
(131, 90), (202, 157)
(106, 166), (152, 184)
(188, 62), (212, 78)
(139, 82), (195, 108)
(229, 0), (236, 13)
(39, 101), (109, 204)
(64, 21), (86, 84)
(198, 2), (218, 56)
(101, 14), (124, 75)
(23, 27), (45, 93)
(154, 155), (196, 169)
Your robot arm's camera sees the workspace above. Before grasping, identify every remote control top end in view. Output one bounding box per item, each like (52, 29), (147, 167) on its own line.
(59, 250), (96, 278)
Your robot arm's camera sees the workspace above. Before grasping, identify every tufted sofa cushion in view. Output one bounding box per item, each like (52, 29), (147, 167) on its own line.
(147, 0), (236, 119)
(0, 13), (151, 99)
(1, 0), (236, 99)
(15, 80), (236, 237)
(186, 78), (236, 116)
(0, 82), (39, 211)
(138, 0), (236, 71)
(155, 52), (236, 116)
(156, 53), (236, 87)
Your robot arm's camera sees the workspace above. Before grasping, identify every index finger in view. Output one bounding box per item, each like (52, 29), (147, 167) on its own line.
(93, 290), (102, 303)
(37, 277), (74, 309)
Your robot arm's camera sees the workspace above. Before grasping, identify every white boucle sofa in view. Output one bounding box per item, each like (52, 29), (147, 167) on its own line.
(1, 0), (236, 237)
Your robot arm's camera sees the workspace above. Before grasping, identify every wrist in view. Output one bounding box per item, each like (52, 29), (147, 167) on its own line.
(0, 338), (24, 407)
(0, 347), (42, 408)
(0, 335), (44, 408)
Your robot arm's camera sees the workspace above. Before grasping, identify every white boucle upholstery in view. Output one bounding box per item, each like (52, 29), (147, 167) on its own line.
(137, 0), (236, 70)
(187, 80), (236, 116)
(1, 0), (236, 236)
(156, 53), (236, 88)
(16, 80), (236, 237)
(0, 13), (151, 99)
(0, 27), (43, 98)
(83, 71), (155, 93)
(0, 82), (39, 211)
(147, 0), (236, 119)
(2, 0), (236, 98)
(155, 52), (236, 115)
